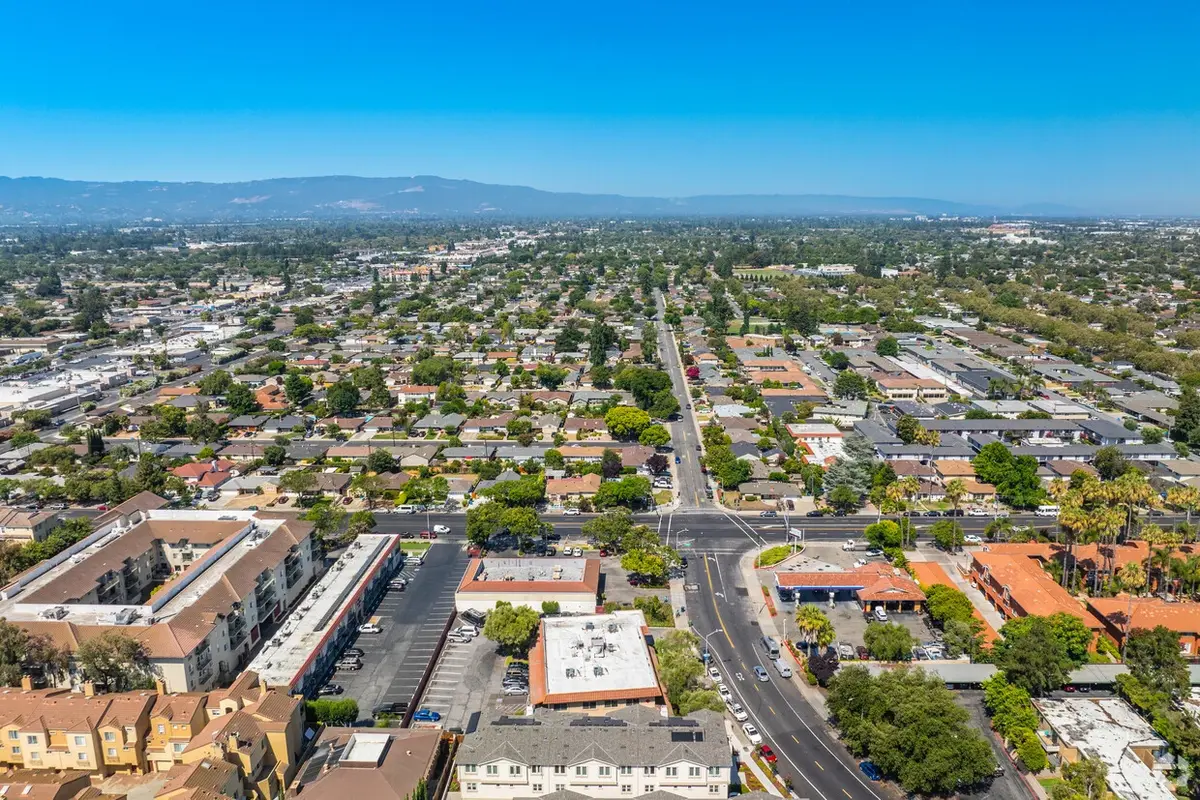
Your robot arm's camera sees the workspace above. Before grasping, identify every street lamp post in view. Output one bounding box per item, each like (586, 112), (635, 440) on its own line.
(697, 626), (722, 663)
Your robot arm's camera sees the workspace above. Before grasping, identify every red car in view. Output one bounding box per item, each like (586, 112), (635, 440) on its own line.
(599, 548), (609, 557)
(420, 530), (438, 539)
(759, 745), (777, 764)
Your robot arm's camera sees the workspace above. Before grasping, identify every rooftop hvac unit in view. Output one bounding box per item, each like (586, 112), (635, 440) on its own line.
(565, 668), (577, 678)
(593, 665), (604, 676)
(39, 606), (67, 620)
(584, 621), (594, 630)
(607, 623), (618, 633)
(111, 608), (138, 625)
(270, 637), (283, 646)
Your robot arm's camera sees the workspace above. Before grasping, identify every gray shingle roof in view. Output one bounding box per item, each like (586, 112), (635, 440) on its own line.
(459, 707), (727, 769)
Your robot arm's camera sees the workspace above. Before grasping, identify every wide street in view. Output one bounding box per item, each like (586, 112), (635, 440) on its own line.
(685, 544), (885, 800)
(656, 288), (710, 510)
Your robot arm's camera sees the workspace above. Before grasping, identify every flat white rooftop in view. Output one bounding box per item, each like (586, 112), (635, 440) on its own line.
(249, 533), (396, 689)
(542, 611), (658, 698)
(477, 557), (585, 583)
(1035, 698), (1174, 800)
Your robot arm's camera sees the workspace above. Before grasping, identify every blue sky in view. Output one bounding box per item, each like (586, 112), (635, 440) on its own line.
(1, 0), (1197, 212)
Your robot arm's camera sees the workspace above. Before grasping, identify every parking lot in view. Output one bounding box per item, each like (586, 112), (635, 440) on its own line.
(332, 543), (466, 721)
(414, 625), (509, 731)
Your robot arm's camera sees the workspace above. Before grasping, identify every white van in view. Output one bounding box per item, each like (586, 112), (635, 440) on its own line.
(1035, 505), (1060, 517)
(773, 658), (793, 678)
(873, 606), (888, 622)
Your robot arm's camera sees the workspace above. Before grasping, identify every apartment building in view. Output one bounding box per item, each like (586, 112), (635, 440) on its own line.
(0, 503), (320, 692)
(0, 686), (156, 775)
(457, 706), (730, 800)
(0, 510), (61, 544)
(874, 376), (947, 403)
(0, 670), (300, 795)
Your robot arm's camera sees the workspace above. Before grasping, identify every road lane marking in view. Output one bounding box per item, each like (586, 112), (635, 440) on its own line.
(843, 790), (852, 799)
(792, 735), (800, 743)
(769, 706), (776, 715)
(815, 760), (824, 770)
(701, 556), (735, 647)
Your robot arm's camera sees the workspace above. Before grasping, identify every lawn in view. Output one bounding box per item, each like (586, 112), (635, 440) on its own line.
(400, 541), (432, 554)
(1038, 778), (1064, 793)
(756, 544), (801, 567)
(654, 490), (673, 505)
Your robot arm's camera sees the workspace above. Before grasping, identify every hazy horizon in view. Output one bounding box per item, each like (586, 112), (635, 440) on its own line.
(2, 1), (1197, 214)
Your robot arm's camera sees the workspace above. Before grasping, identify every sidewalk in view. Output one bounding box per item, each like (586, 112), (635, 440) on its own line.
(738, 551), (828, 718)
(669, 576), (690, 631)
(725, 719), (783, 797)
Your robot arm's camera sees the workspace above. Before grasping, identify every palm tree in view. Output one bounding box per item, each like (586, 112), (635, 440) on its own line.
(1171, 555), (1200, 598)
(794, 605), (833, 652)
(1152, 546), (1176, 594)
(1057, 501), (1091, 589)
(1118, 561), (1146, 595)
(1167, 485), (1200, 528)
(945, 479), (967, 514)
(986, 515), (1015, 542)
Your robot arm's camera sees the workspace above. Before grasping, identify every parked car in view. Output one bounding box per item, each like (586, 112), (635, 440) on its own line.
(563, 508), (580, 515)
(412, 709), (442, 722)
(859, 761), (882, 781)
(708, 666), (722, 682)
(344, 647), (365, 657)
(419, 530), (437, 539)
(963, 534), (983, 544)
(759, 745), (777, 764)
(856, 645), (869, 660)
(336, 660), (362, 671)
(728, 702), (748, 721)
(806, 510), (823, 517)
(742, 723), (763, 745)
(717, 684), (733, 701)
(317, 684), (343, 695)
(358, 622), (382, 634)
(675, 456), (682, 464)
(759, 511), (777, 518)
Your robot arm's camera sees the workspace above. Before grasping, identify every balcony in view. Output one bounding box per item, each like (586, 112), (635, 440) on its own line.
(285, 563), (304, 589)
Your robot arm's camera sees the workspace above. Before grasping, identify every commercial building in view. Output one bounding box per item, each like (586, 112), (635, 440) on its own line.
(1034, 697), (1175, 800)
(774, 563), (925, 613)
(969, 548), (1105, 644)
(248, 532), (406, 696)
(456, 558), (600, 615)
(456, 706), (731, 800)
(287, 727), (449, 800)
(528, 611), (665, 711)
(0, 498), (320, 692)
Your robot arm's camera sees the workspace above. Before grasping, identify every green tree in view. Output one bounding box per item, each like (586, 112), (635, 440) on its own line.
(262, 444), (287, 466)
(982, 673), (1040, 742)
(1125, 625), (1189, 699)
(1015, 729), (1048, 773)
(0, 620), (69, 687)
(224, 382), (260, 415)
(481, 602), (541, 653)
(581, 509), (636, 550)
(828, 484), (861, 512)
(284, 373), (314, 407)
(863, 621), (916, 661)
(76, 631), (154, 692)
(833, 370), (869, 399)
(198, 370), (233, 396)
(637, 424), (671, 448)
(466, 501), (505, 546)
(994, 616), (1073, 695)
(604, 406), (652, 439)
(875, 336), (900, 357)
(930, 519), (965, 551)
(280, 469), (318, 495)
(367, 449), (395, 473)
(326, 379), (361, 415)
(925, 584), (976, 627)
(1051, 757), (1107, 800)
(621, 549), (667, 583)
(595, 476), (652, 509)
(1093, 445), (1129, 481)
(540, 601), (560, 615)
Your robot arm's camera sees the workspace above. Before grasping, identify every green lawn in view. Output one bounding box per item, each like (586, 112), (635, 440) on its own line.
(400, 541), (432, 554)
(756, 544), (801, 567)
(1038, 778), (1064, 793)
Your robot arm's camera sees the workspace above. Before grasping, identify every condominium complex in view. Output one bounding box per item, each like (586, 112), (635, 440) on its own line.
(457, 707), (731, 800)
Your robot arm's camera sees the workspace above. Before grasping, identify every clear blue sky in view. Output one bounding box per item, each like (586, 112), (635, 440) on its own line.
(2, 0), (1198, 212)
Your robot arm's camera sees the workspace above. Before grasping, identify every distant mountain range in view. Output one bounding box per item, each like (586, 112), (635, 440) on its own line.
(0, 175), (1088, 223)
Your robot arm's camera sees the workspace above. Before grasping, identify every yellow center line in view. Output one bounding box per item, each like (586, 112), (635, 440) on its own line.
(702, 556), (735, 648)
(842, 790), (852, 798)
(814, 760), (824, 771)
(791, 735), (799, 744)
(768, 706), (777, 715)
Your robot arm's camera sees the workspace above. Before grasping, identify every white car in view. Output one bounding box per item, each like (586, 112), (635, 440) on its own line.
(742, 723), (763, 745)
(358, 623), (382, 634)
(708, 666), (722, 682)
(963, 534), (983, 545)
(433, 524), (451, 534)
(841, 540), (857, 551)
(563, 508), (580, 516)
(572, 547), (583, 557)
(717, 684), (732, 701)
(728, 702), (748, 721)
(966, 508), (990, 517)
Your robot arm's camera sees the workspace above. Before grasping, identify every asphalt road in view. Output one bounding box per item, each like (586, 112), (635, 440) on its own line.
(686, 547), (886, 800)
(656, 289), (709, 510)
